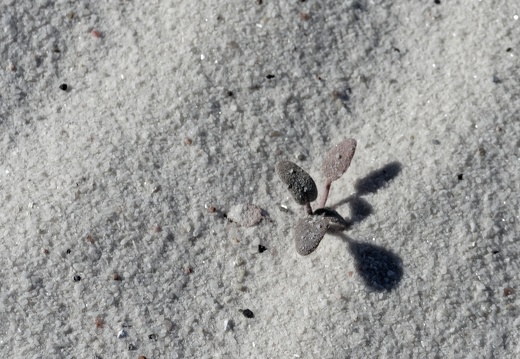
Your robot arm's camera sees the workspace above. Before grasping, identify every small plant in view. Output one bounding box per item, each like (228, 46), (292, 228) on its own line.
(276, 138), (357, 255)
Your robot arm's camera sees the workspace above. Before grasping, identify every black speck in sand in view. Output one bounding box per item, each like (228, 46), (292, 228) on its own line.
(241, 309), (255, 318)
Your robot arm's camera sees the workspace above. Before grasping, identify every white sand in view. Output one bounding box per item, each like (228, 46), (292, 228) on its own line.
(1, 0), (519, 358)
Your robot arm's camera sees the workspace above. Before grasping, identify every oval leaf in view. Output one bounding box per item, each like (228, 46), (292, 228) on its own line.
(275, 161), (318, 205)
(294, 216), (329, 256)
(321, 138), (357, 181)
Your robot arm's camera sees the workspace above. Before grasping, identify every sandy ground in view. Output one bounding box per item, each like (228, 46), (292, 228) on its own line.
(1, 0), (519, 358)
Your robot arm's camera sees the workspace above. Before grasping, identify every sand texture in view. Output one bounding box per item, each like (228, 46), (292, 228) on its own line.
(1, 0), (519, 358)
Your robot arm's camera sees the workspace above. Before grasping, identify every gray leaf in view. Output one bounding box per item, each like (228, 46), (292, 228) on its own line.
(321, 138), (357, 181)
(294, 216), (329, 256)
(275, 161), (318, 205)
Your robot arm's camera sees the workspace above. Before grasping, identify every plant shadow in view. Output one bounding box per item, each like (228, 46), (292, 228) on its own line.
(332, 232), (403, 291)
(348, 237), (403, 291)
(332, 161), (402, 227)
(354, 161), (402, 195)
(327, 161), (404, 291)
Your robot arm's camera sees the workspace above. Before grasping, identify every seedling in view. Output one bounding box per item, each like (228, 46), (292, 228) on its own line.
(276, 138), (357, 256)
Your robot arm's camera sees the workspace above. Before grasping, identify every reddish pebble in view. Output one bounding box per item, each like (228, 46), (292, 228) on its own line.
(91, 30), (102, 38)
(95, 316), (104, 328)
(503, 287), (515, 297)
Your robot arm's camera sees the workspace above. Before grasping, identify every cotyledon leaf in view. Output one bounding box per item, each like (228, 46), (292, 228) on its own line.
(321, 138), (357, 181)
(294, 216), (330, 256)
(275, 160), (318, 205)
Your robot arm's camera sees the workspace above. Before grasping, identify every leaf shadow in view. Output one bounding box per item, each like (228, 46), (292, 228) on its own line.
(353, 161), (402, 196)
(332, 161), (402, 226)
(333, 232), (404, 291)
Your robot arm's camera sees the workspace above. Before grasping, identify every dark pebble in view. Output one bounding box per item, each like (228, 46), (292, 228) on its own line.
(503, 287), (515, 297)
(148, 334), (157, 341)
(73, 275), (81, 282)
(266, 74), (275, 79)
(241, 309), (255, 318)
(457, 174), (463, 180)
(66, 248), (71, 254)
(258, 245), (267, 253)
(59, 84), (68, 91)
(434, 0), (440, 4)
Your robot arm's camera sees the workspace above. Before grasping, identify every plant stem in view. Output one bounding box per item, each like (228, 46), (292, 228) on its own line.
(305, 203), (313, 215)
(318, 178), (332, 208)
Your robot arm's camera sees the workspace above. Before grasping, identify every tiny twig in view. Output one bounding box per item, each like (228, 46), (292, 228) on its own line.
(318, 178), (332, 208)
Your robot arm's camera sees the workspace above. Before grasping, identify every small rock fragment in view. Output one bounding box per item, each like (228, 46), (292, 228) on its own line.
(117, 329), (127, 338)
(258, 245), (267, 253)
(95, 316), (104, 328)
(91, 30), (102, 38)
(503, 287), (515, 297)
(241, 309), (255, 318)
(224, 319), (235, 331)
(227, 203), (264, 227)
